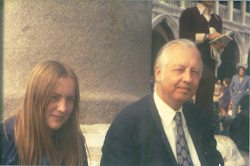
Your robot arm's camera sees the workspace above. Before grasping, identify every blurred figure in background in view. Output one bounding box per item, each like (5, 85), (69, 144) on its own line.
(213, 80), (222, 113)
(230, 94), (249, 153)
(230, 66), (250, 118)
(219, 78), (231, 117)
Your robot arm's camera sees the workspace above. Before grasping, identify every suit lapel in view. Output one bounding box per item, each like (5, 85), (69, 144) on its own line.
(147, 95), (178, 166)
(183, 105), (207, 165)
(242, 75), (247, 85)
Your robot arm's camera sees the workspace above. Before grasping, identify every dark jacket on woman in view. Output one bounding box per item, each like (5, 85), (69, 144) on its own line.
(0, 117), (88, 165)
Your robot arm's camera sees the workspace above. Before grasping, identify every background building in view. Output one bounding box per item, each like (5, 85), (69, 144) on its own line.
(2, 1), (250, 124)
(152, 1), (250, 80)
(1, 1), (249, 165)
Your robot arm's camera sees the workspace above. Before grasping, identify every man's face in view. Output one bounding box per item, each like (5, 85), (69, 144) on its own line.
(239, 68), (245, 76)
(155, 44), (201, 110)
(200, 1), (215, 8)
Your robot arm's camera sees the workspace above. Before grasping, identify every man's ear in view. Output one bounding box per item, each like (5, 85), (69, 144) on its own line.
(155, 66), (161, 82)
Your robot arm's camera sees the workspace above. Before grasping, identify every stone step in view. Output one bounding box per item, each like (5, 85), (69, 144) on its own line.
(81, 124), (110, 166)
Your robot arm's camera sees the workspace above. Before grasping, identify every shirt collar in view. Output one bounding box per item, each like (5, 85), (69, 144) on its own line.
(197, 2), (213, 15)
(154, 91), (183, 128)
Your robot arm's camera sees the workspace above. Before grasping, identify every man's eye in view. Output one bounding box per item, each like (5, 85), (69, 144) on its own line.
(177, 69), (184, 72)
(192, 70), (199, 75)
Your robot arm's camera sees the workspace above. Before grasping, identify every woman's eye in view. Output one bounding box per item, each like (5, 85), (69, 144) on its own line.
(67, 97), (75, 102)
(51, 95), (59, 101)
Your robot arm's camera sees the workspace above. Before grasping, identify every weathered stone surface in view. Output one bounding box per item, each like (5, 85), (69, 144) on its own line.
(215, 135), (246, 166)
(4, 0), (152, 123)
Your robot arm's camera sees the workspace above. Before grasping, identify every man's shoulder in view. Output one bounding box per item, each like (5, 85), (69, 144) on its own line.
(183, 6), (198, 12)
(245, 75), (250, 79)
(118, 94), (153, 118)
(182, 6), (198, 15)
(182, 102), (212, 122)
(232, 75), (238, 79)
(213, 13), (222, 20)
(183, 101), (204, 113)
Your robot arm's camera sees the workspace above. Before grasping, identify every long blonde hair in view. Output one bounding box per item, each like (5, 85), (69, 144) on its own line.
(11, 61), (85, 165)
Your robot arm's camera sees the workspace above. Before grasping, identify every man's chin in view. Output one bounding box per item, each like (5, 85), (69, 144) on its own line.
(176, 94), (194, 103)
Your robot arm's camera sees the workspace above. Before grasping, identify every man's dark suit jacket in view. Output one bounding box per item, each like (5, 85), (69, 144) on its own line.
(101, 95), (224, 166)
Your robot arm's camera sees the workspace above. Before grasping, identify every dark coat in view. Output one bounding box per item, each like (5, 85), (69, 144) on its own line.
(230, 108), (249, 152)
(179, 6), (222, 73)
(0, 118), (18, 165)
(101, 95), (224, 166)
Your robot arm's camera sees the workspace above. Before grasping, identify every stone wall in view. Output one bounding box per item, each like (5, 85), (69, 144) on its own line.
(4, 0), (152, 124)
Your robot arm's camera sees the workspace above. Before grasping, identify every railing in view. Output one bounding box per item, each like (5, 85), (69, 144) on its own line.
(153, 1), (248, 25)
(246, 13), (250, 25)
(185, 1), (197, 8)
(219, 4), (228, 20)
(233, 8), (242, 23)
(158, 1), (197, 8)
(219, 4), (242, 24)
(161, 0), (180, 7)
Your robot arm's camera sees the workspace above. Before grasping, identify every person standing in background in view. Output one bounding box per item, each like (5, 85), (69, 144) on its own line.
(179, 1), (227, 120)
(229, 66), (250, 118)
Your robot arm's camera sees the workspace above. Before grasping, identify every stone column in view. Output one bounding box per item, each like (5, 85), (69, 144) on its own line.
(228, 1), (233, 21)
(214, 1), (219, 15)
(0, 1), (3, 122)
(241, 1), (246, 25)
(4, 0), (152, 124)
(180, 1), (185, 9)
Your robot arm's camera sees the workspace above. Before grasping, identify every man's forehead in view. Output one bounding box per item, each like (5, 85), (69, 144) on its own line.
(165, 44), (199, 58)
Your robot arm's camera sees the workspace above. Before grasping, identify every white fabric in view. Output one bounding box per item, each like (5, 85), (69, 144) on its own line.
(195, 33), (205, 44)
(215, 135), (246, 166)
(153, 91), (201, 166)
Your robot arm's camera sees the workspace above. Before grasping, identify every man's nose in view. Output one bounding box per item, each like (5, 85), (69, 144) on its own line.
(57, 99), (67, 112)
(183, 71), (192, 83)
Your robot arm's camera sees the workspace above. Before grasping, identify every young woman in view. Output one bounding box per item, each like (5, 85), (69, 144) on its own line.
(1, 61), (88, 165)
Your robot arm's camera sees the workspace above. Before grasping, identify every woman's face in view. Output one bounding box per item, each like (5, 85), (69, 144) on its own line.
(45, 77), (75, 133)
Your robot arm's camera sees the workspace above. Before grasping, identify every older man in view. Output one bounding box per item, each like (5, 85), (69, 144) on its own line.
(101, 39), (224, 166)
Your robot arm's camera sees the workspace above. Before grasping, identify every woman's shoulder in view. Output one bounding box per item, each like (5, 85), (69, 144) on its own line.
(0, 116), (19, 165)
(1, 117), (15, 135)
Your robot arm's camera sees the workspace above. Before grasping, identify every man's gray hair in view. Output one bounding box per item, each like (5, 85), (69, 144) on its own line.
(154, 39), (203, 82)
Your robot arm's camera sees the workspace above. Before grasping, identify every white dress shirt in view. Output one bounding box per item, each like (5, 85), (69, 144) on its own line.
(154, 91), (201, 166)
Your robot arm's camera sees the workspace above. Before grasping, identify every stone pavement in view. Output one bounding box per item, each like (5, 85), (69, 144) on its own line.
(81, 124), (110, 166)
(81, 124), (249, 166)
